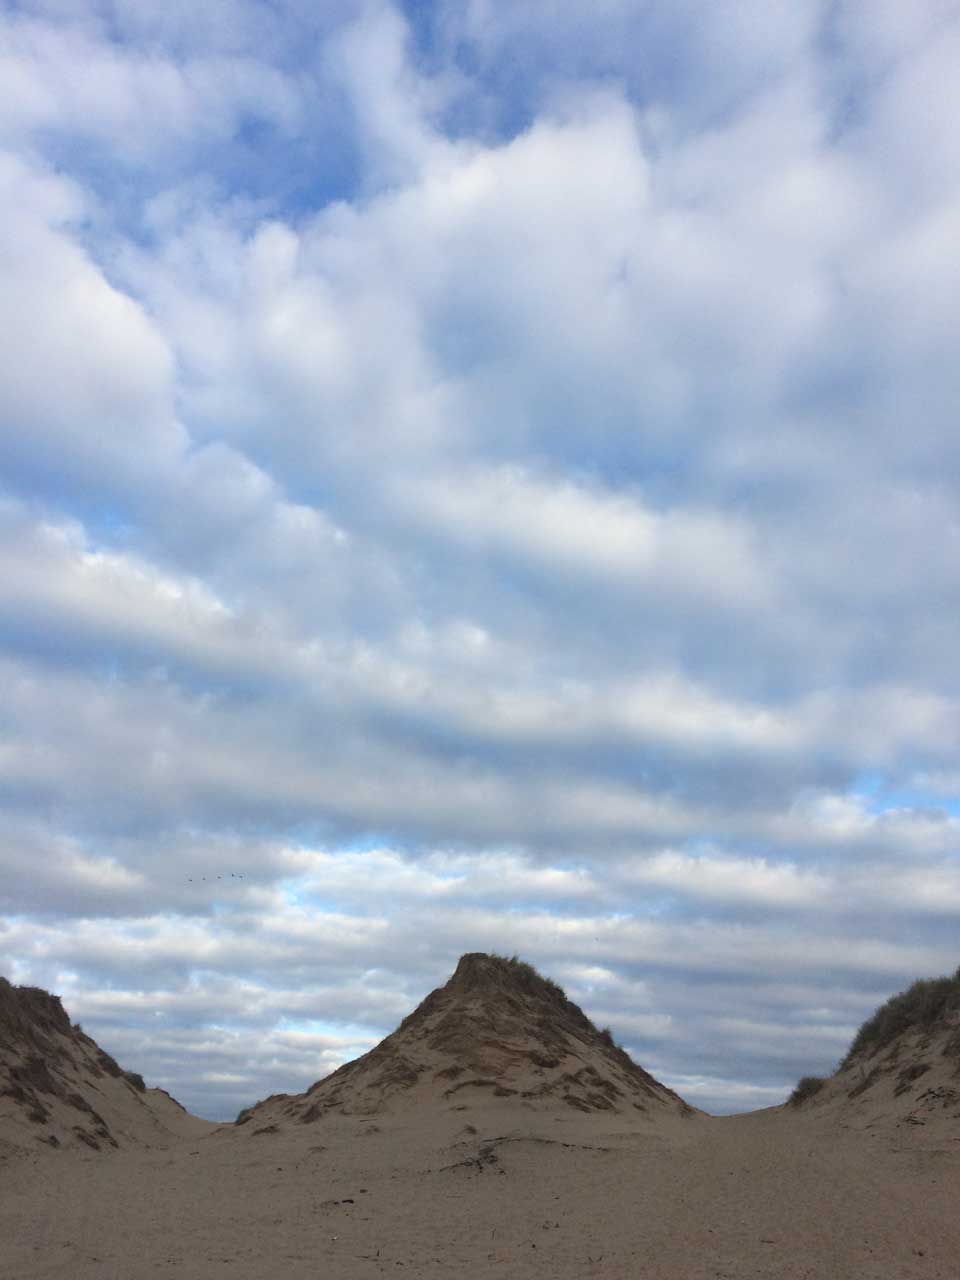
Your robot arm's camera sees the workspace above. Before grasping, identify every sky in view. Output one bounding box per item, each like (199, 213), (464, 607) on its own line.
(1, 0), (959, 1121)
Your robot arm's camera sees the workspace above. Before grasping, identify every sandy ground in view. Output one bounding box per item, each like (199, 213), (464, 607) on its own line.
(3, 1103), (958, 1280)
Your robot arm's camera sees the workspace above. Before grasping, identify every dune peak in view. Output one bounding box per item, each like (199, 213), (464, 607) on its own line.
(237, 952), (697, 1129)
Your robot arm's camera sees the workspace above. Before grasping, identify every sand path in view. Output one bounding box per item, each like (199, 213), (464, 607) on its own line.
(2, 1107), (958, 1279)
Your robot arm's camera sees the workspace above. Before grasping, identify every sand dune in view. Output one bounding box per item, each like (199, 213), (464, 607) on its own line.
(2, 955), (958, 1278)
(0, 977), (214, 1155)
(788, 980), (960, 1137)
(235, 952), (698, 1132)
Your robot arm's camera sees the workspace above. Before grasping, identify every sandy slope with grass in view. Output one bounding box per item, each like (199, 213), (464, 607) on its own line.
(788, 970), (960, 1134)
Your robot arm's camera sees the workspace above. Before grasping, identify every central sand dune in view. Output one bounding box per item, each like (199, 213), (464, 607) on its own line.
(2, 955), (958, 1278)
(235, 952), (698, 1133)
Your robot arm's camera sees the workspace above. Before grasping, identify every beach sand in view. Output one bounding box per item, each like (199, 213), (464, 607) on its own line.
(3, 1099), (959, 1279)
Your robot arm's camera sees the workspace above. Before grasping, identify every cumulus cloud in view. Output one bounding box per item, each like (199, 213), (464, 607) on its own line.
(1, 0), (958, 1116)
(0, 155), (185, 503)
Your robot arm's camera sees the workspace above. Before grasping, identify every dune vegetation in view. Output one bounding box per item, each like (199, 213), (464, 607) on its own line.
(789, 964), (960, 1102)
(840, 966), (960, 1068)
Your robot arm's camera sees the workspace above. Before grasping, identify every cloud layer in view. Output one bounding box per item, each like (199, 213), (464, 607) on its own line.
(1, 0), (958, 1118)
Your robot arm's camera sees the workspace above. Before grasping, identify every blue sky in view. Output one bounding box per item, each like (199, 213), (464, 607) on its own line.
(1, 0), (959, 1119)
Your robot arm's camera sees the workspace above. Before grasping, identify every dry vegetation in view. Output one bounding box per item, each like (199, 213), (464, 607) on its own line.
(790, 964), (960, 1103)
(840, 967), (960, 1067)
(788, 1075), (827, 1106)
(474, 952), (568, 1002)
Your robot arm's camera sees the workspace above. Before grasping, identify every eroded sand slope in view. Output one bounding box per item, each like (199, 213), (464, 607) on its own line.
(0, 977), (214, 1155)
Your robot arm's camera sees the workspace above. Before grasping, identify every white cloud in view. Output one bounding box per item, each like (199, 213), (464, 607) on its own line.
(399, 465), (769, 610)
(621, 851), (829, 909)
(326, 3), (459, 185)
(285, 845), (599, 906)
(0, 12), (302, 158)
(0, 154), (184, 497)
